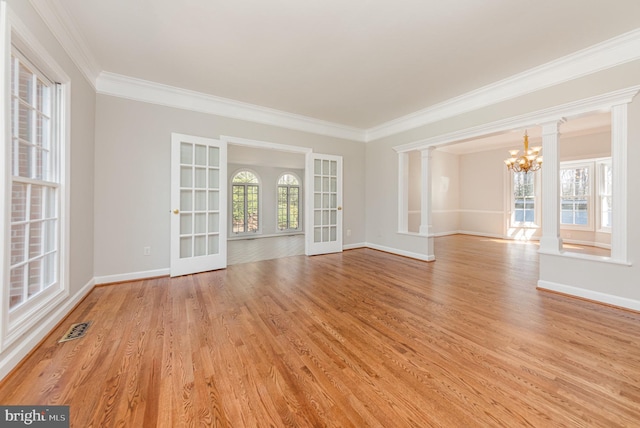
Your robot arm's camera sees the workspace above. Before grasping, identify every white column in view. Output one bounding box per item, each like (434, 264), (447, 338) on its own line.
(539, 121), (563, 253)
(419, 147), (433, 236)
(610, 103), (628, 262)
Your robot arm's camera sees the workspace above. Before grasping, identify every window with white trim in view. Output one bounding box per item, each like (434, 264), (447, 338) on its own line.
(8, 49), (60, 310)
(277, 173), (300, 231)
(512, 171), (537, 225)
(231, 170), (260, 234)
(2, 22), (69, 349)
(560, 163), (592, 229)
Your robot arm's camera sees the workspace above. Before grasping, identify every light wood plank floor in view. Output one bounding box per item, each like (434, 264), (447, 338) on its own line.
(1, 235), (639, 427)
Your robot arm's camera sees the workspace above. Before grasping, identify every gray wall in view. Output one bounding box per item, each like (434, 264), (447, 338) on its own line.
(94, 95), (366, 277)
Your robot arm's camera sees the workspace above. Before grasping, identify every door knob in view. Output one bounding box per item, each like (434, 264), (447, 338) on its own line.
(337, 206), (342, 211)
(173, 209), (179, 214)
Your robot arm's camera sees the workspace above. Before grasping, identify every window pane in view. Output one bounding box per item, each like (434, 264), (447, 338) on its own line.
(18, 62), (34, 103)
(30, 186), (43, 220)
(194, 236), (206, 256)
(208, 147), (219, 167)
(180, 190), (192, 212)
(524, 210), (535, 223)
(180, 143), (192, 164)
(194, 144), (206, 166)
(180, 237), (192, 258)
(11, 223), (26, 265)
(43, 220), (56, 253)
(29, 221), (43, 259)
(28, 259), (42, 297)
(180, 166), (192, 187)
(11, 183), (27, 222)
(10, 266), (25, 309)
(180, 213), (192, 235)
(194, 213), (206, 234)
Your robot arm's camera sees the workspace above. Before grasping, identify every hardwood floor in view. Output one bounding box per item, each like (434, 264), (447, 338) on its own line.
(1, 235), (639, 427)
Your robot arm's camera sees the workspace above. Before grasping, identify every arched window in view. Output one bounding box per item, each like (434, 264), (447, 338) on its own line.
(277, 173), (300, 231)
(232, 171), (259, 233)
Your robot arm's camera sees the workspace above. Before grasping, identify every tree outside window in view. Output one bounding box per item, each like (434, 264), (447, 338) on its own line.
(560, 166), (590, 226)
(232, 171), (259, 233)
(277, 174), (300, 231)
(513, 171), (535, 224)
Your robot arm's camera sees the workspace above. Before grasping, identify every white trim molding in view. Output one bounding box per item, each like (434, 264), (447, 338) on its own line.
(343, 242), (366, 250)
(220, 135), (312, 154)
(97, 72), (365, 142)
(365, 243), (436, 262)
(28, 0), (101, 88)
(370, 28), (640, 141)
(537, 280), (640, 312)
(94, 268), (170, 286)
(393, 86), (640, 153)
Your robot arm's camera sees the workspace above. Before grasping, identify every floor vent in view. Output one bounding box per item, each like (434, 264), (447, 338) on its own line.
(59, 321), (92, 343)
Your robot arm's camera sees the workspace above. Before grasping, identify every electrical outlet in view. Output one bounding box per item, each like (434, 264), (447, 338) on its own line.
(347, 229), (352, 237)
(143, 246), (151, 256)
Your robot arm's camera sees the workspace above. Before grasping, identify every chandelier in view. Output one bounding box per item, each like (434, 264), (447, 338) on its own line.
(503, 131), (543, 173)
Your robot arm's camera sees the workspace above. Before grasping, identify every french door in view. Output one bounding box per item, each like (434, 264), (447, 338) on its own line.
(170, 133), (227, 277)
(305, 153), (343, 255)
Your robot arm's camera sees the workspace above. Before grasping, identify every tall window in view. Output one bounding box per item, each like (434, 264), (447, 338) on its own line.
(277, 173), (300, 231)
(8, 49), (60, 310)
(231, 171), (259, 233)
(599, 160), (612, 230)
(513, 171), (536, 224)
(560, 164), (591, 227)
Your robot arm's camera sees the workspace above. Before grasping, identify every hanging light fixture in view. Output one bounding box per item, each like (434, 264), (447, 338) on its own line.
(504, 131), (543, 173)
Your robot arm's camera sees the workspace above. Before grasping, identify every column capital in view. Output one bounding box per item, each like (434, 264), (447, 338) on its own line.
(540, 119), (565, 136)
(420, 146), (434, 158)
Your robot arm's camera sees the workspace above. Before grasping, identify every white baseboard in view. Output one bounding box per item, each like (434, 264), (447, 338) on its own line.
(537, 280), (640, 312)
(432, 230), (459, 237)
(343, 242), (366, 250)
(94, 268), (170, 285)
(0, 278), (95, 380)
(456, 230), (510, 240)
(365, 242), (435, 261)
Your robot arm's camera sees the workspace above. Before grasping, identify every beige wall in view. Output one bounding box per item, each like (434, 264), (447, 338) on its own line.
(94, 95), (366, 277)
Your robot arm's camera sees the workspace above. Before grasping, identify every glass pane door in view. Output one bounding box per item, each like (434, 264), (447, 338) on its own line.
(171, 134), (226, 276)
(306, 153), (342, 255)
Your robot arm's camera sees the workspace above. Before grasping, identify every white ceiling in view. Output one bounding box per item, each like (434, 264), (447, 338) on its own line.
(44, 0), (640, 129)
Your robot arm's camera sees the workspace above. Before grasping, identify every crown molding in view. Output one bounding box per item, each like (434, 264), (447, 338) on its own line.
(96, 72), (366, 142)
(24, 1), (640, 143)
(28, 0), (101, 89)
(393, 85), (640, 153)
(368, 28), (640, 142)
